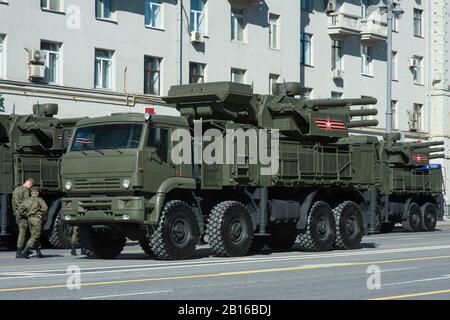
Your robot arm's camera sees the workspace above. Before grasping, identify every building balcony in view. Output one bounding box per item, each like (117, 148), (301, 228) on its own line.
(361, 18), (388, 42)
(327, 13), (361, 39)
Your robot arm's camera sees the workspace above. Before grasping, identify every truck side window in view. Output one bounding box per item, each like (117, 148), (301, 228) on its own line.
(147, 127), (169, 149)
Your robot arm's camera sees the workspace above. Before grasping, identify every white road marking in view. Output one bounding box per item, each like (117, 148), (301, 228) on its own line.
(384, 275), (450, 287)
(0, 244), (448, 282)
(379, 267), (419, 273)
(81, 289), (173, 300)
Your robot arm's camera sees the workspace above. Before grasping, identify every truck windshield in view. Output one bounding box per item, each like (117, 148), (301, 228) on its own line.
(70, 123), (143, 151)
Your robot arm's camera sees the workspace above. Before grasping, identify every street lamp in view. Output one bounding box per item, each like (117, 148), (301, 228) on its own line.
(377, 0), (404, 133)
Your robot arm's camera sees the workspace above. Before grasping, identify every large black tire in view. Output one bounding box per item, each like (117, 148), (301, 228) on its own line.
(297, 201), (336, 252)
(421, 202), (438, 232)
(49, 214), (73, 249)
(150, 200), (199, 260)
(139, 238), (154, 256)
(402, 202), (423, 232)
(267, 224), (297, 251)
(380, 222), (395, 233)
(333, 201), (364, 250)
(79, 225), (126, 259)
(208, 201), (254, 257)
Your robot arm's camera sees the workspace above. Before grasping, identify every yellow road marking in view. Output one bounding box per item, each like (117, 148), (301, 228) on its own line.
(0, 255), (449, 293)
(371, 288), (450, 300)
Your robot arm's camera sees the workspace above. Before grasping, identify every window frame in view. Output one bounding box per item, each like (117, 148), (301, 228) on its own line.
(144, 55), (162, 96)
(361, 45), (373, 76)
(96, 0), (114, 21)
(412, 103), (423, 132)
(412, 56), (423, 85)
(231, 68), (246, 84)
(392, 51), (398, 81)
(145, 0), (163, 29)
(331, 40), (343, 71)
(300, 32), (312, 66)
(190, 0), (207, 34)
(189, 62), (206, 84)
(269, 13), (280, 50)
(413, 9), (423, 37)
(269, 73), (279, 94)
(94, 49), (114, 90)
(0, 34), (5, 79)
(231, 7), (245, 43)
(41, 0), (63, 12)
(41, 41), (62, 84)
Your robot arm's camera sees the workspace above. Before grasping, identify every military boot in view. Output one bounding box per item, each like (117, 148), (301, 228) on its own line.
(20, 247), (31, 259)
(71, 244), (77, 256)
(16, 248), (22, 258)
(35, 248), (43, 258)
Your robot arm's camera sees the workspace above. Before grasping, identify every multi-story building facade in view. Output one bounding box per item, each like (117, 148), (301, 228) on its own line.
(0, 0), (449, 205)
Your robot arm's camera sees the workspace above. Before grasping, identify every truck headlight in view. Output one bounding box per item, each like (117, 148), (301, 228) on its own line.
(64, 181), (73, 191)
(122, 179), (131, 189)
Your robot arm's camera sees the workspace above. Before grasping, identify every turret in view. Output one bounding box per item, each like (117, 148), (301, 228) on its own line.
(163, 81), (379, 141)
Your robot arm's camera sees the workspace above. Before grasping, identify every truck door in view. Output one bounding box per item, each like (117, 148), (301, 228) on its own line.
(142, 126), (176, 191)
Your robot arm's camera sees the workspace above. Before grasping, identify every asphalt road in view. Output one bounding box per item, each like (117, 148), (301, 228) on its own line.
(0, 224), (449, 300)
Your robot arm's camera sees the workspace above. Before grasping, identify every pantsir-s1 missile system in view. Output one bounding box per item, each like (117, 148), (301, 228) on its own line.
(60, 82), (445, 260)
(0, 104), (83, 248)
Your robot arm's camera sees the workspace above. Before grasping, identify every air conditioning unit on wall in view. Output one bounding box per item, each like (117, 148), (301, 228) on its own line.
(190, 32), (204, 44)
(326, 0), (337, 14)
(26, 49), (46, 82)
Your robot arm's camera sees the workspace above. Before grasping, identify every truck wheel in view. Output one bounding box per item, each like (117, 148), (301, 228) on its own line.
(49, 214), (73, 249)
(402, 202), (423, 232)
(208, 201), (254, 257)
(333, 201), (364, 250)
(79, 225), (126, 259)
(267, 224), (297, 251)
(297, 201), (336, 252)
(421, 203), (437, 232)
(150, 200), (199, 260)
(139, 239), (154, 256)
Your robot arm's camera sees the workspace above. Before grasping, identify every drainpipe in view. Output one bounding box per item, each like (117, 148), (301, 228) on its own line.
(426, 0), (432, 136)
(178, 0), (184, 85)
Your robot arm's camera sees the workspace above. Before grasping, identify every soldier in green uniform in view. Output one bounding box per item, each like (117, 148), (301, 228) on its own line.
(71, 226), (78, 256)
(12, 178), (34, 258)
(18, 187), (48, 259)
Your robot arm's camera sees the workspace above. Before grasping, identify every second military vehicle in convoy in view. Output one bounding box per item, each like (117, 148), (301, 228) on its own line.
(60, 82), (444, 260)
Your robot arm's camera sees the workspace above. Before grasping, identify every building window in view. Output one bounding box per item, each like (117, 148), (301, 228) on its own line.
(41, 41), (61, 84)
(413, 9), (423, 37)
(331, 40), (343, 71)
(41, 0), (61, 11)
(361, 45), (373, 76)
(231, 68), (246, 84)
(96, 0), (112, 20)
(269, 74), (279, 94)
(231, 7), (245, 42)
(269, 14), (280, 49)
(392, 14), (399, 32)
(189, 62), (205, 84)
(145, 0), (162, 29)
(300, 88), (312, 100)
(95, 49), (113, 89)
(301, 0), (312, 12)
(412, 103), (423, 132)
(391, 100), (398, 129)
(392, 51), (398, 81)
(412, 56), (423, 84)
(300, 33), (312, 66)
(0, 35), (5, 79)
(190, 0), (206, 34)
(144, 56), (161, 95)
(331, 91), (343, 99)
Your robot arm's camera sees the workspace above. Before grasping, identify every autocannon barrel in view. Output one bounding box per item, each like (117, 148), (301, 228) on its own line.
(429, 154), (445, 160)
(347, 120), (379, 128)
(429, 147), (445, 153)
(410, 141), (445, 149)
(306, 97), (377, 108)
(349, 109), (378, 117)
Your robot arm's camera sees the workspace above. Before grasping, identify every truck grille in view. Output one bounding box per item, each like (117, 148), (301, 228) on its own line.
(74, 178), (121, 191)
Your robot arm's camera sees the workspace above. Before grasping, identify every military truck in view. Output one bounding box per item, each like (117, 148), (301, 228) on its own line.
(0, 103), (83, 248)
(60, 82), (445, 260)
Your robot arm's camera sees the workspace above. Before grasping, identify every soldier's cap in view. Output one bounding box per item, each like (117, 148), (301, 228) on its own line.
(30, 187), (40, 193)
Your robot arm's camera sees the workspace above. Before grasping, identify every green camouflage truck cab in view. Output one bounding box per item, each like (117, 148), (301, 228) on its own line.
(0, 103), (83, 248)
(60, 82), (445, 260)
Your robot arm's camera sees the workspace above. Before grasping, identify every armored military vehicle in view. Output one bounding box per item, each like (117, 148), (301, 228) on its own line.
(60, 82), (444, 260)
(0, 103), (83, 248)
